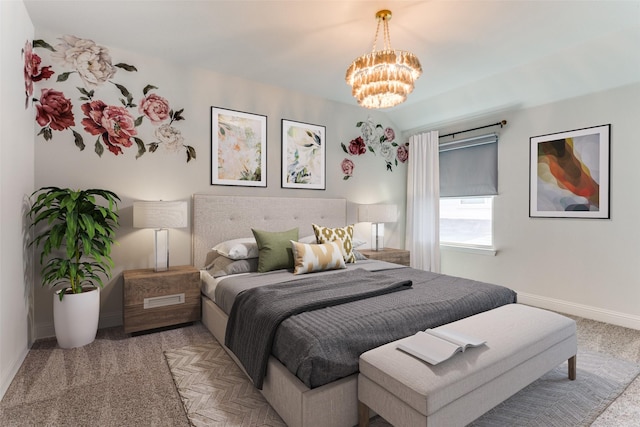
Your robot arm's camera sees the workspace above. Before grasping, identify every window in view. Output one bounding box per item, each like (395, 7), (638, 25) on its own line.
(440, 197), (493, 247)
(438, 133), (497, 250)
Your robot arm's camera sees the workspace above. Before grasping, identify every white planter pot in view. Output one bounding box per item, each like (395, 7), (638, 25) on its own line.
(53, 287), (100, 348)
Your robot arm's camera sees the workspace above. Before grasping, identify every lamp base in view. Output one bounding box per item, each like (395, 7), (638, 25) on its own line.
(372, 223), (385, 251)
(154, 228), (169, 272)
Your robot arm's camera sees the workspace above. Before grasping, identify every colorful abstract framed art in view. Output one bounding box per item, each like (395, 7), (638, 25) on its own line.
(281, 119), (326, 190)
(211, 107), (267, 187)
(529, 124), (610, 218)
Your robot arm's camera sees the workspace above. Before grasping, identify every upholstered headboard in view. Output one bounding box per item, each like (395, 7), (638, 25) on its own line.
(192, 194), (347, 269)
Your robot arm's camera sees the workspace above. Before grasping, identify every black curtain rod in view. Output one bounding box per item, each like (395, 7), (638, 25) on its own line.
(439, 120), (507, 139)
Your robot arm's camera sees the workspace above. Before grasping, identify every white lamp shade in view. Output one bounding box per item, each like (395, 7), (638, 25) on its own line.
(358, 204), (397, 223)
(133, 201), (188, 229)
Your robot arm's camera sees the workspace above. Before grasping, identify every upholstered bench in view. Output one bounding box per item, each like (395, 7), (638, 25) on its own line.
(358, 304), (577, 427)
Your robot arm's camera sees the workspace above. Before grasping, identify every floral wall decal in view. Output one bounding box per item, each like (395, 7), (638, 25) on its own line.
(23, 35), (195, 162)
(340, 117), (408, 179)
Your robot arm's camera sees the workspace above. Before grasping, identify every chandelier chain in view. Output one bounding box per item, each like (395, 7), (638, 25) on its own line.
(383, 17), (392, 51)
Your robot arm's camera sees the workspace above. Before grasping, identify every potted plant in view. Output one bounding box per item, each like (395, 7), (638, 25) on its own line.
(29, 186), (120, 348)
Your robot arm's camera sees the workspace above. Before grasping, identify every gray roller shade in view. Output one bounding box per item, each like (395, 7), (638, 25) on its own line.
(439, 134), (498, 197)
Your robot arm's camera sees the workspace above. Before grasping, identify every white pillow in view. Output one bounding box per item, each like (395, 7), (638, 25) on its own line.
(299, 235), (317, 244)
(352, 237), (366, 248)
(213, 238), (259, 260)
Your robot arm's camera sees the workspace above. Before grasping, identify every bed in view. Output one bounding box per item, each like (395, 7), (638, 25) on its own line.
(192, 194), (517, 427)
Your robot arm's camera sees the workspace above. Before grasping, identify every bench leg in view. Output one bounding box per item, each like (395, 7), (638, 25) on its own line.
(568, 355), (576, 380)
(358, 401), (370, 427)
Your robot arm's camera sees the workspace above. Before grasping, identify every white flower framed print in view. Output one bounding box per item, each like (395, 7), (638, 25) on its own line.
(281, 119), (326, 190)
(211, 107), (267, 187)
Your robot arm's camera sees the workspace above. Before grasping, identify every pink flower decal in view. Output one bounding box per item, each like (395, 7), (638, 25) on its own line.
(384, 127), (395, 142)
(139, 93), (170, 124)
(341, 158), (355, 180)
(348, 136), (367, 156)
(23, 41), (54, 106)
(81, 100), (137, 155)
(397, 144), (409, 163)
(35, 88), (75, 131)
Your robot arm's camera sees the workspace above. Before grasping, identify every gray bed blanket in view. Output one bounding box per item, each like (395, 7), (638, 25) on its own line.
(225, 268), (412, 389)
(272, 266), (517, 388)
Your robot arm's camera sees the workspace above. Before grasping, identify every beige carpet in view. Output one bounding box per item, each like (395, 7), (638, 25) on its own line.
(166, 340), (639, 427)
(1, 314), (638, 426)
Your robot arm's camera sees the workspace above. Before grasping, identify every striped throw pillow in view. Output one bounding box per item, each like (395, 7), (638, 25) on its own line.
(290, 240), (346, 275)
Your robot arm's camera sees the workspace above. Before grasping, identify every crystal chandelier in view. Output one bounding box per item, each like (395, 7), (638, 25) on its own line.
(345, 10), (422, 109)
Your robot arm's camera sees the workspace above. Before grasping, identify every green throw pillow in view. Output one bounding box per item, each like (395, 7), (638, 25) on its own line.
(251, 228), (299, 272)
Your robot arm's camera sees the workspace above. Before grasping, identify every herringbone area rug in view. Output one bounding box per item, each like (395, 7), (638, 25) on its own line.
(165, 343), (286, 427)
(166, 340), (639, 427)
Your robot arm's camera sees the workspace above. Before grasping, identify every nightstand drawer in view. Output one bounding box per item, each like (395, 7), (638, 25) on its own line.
(359, 248), (410, 266)
(123, 265), (200, 334)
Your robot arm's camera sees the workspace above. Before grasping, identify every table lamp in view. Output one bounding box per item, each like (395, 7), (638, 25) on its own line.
(358, 204), (397, 251)
(133, 200), (188, 272)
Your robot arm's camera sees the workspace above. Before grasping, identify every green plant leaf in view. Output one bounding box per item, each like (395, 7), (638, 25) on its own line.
(148, 142), (159, 153)
(134, 116), (144, 127)
(341, 142), (348, 154)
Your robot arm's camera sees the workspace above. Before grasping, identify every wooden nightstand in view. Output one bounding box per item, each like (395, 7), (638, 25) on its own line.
(123, 265), (201, 334)
(359, 248), (411, 266)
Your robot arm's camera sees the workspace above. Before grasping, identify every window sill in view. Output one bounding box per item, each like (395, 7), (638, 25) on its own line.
(440, 244), (497, 256)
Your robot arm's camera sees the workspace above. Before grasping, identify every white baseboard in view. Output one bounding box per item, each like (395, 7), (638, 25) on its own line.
(517, 292), (640, 331)
(0, 345), (29, 401)
(34, 310), (123, 340)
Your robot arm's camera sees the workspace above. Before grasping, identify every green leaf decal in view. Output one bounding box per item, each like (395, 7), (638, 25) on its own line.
(142, 84), (158, 95)
(72, 130), (85, 151)
(148, 143), (159, 153)
(134, 137), (146, 159)
(95, 139), (104, 157)
(341, 142), (348, 154)
(57, 72), (72, 82)
(134, 116), (144, 127)
(33, 39), (56, 51)
(115, 63), (138, 72)
(186, 146), (196, 162)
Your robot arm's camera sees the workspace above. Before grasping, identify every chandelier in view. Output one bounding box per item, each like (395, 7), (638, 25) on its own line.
(345, 9), (422, 109)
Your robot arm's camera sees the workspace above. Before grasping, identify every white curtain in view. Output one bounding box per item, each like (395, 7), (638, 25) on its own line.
(405, 131), (440, 272)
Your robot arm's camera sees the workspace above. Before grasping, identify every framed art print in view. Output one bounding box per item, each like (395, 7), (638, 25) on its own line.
(529, 124), (610, 218)
(211, 107), (267, 187)
(281, 119), (326, 190)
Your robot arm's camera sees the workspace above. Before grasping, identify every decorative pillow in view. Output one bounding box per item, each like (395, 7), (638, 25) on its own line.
(252, 228), (299, 273)
(298, 235), (318, 244)
(353, 249), (368, 261)
(290, 240), (346, 275)
(352, 237), (367, 248)
(299, 234), (364, 247)
(213, 238), (259, 260)
(208, 255), (259, 278)
(312, 223), (356, 263)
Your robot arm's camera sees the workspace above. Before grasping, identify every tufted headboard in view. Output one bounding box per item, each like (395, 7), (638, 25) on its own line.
(192, 194), (347, 269)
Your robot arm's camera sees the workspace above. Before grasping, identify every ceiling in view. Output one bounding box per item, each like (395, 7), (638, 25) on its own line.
(23, 0), (640, 130)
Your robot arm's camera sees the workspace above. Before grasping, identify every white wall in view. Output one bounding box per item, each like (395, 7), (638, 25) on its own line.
(31, 28), (408, 338)
(0, 0), (35, 400)
(439, 83), (640, 329)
